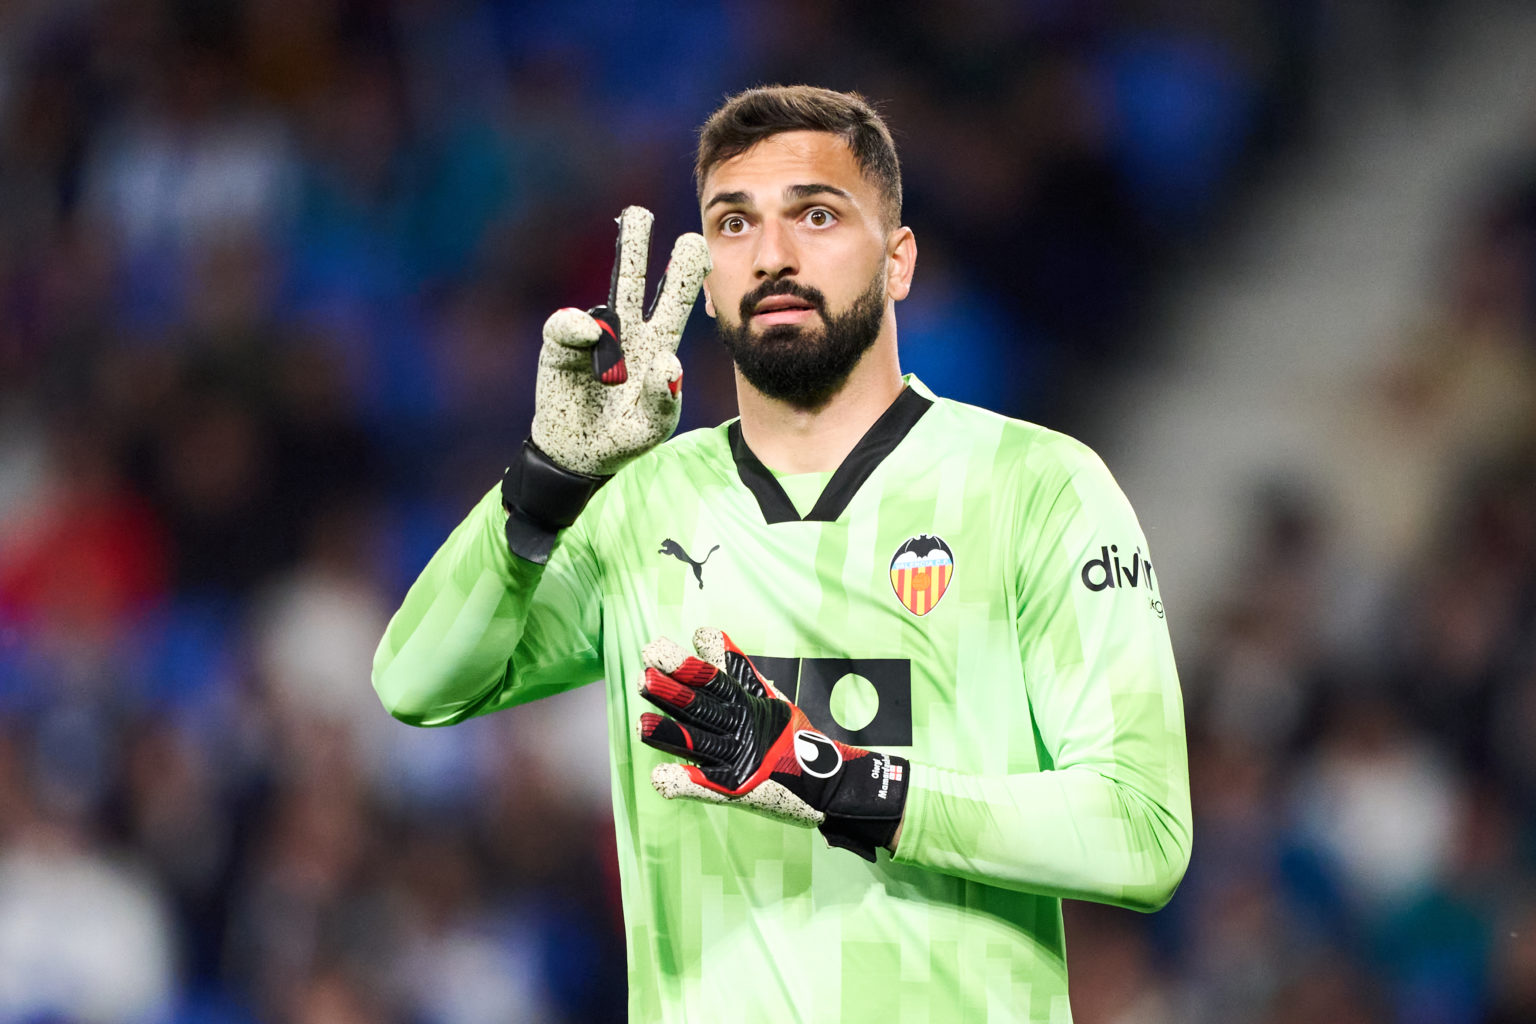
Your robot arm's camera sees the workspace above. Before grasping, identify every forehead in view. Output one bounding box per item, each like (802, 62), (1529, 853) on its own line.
(701, 130), (871, 205)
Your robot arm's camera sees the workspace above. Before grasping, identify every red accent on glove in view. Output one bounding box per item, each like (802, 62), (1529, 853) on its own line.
(641, 668), (697, 708)
(670, 656), (717, 686)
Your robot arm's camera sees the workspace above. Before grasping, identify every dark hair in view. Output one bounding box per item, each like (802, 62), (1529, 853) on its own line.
(696, 85), (902, 230)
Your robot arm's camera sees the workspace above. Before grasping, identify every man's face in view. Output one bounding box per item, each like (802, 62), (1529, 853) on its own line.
(699, 131), (909, 409)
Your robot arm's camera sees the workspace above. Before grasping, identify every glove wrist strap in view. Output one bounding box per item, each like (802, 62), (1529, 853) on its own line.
(502, 438), (610, 564)
(818, 752), (910, 862)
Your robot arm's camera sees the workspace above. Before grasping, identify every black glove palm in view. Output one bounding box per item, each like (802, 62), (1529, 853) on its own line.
(638, 627), (909, 861)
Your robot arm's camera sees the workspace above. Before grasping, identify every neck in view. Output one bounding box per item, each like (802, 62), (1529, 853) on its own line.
(734, 330), (904, 473)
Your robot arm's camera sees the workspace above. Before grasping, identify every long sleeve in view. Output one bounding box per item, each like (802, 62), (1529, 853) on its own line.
(892, 448), (1192, 911)
(371, 483), (604, 727)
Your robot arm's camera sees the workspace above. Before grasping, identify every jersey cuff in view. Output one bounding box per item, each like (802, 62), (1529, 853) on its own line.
(888, 763), (928, 864)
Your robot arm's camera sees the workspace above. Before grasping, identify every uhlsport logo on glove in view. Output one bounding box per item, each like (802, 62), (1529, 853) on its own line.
(793, 730), (843, 777)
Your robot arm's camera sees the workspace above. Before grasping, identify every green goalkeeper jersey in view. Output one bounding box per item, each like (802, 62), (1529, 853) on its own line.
(373, 375), (1191, 1024)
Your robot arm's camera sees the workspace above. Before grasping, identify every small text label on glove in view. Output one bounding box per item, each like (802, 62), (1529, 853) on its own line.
(872, 753), (903, 800)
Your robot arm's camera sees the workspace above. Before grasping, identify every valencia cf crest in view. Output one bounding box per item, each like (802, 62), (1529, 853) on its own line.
(889, 534), (954, 616)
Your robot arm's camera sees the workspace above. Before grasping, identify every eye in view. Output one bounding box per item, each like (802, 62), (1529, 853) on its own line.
(720, 214), (748, 236)
(805, 208), (836, 228)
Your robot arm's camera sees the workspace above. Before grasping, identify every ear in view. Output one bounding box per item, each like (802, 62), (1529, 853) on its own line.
(702, 281), (717, 318)
(885, 227), (917, 302)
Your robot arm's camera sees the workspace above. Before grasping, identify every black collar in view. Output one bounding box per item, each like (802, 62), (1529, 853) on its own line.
(728, 386), (934, 524)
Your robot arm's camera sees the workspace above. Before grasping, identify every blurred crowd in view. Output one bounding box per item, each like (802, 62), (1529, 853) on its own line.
(0, 0), (1527, 1022)
(1067, 147), (1536, 1020)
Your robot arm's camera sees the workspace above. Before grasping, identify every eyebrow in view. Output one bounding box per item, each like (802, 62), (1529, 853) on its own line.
(702, 183), (855, 212)
(786, 183), (853, 204)
(703, 189), (751, 212)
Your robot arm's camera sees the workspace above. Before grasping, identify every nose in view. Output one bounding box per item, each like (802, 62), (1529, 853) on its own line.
(753, 218), (798, 280)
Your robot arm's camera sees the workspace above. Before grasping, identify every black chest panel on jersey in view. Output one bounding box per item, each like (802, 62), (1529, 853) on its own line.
(747, 655), (913, 748)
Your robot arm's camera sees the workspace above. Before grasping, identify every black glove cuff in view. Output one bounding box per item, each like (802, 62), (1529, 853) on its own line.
(501, 438), (610, 564)
(819, 753), (910, 862)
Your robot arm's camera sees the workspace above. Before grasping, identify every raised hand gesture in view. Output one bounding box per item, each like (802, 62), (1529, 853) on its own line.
(503, 207), (710, 562)
(532, 206), (711, 476)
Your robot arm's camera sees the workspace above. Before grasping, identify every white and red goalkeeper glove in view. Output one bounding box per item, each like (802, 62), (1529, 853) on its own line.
(639, 628), (909, 861)
(502, 207), (710, 562)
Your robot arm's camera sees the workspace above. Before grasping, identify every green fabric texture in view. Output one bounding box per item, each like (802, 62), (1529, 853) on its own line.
(373, 375), (1192, 1023)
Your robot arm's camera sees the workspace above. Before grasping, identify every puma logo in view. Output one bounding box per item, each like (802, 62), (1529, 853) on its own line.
(659, 539), (719, 589)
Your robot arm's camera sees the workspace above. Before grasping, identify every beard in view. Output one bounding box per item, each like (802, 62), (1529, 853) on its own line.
(716, 267), (887, 411)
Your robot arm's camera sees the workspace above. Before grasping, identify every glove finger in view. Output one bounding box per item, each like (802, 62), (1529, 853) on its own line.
(642, 670), (755, 741)
(651, 760), (753, 798)
(650, 764), (825, 827)
(639, 714), (730, 768)
(584, 306), (627, 385)
(539, 307), (604, 371)
(640, 666), (730, 717)
(651, 760), (728, 797)
(644, 634), (741, 703)
(692, 627), (727, 669)
(734, 778), (825, 826)
(644, 233), (711, 348)
(642, 351), (683, 419)
(609, 206), (654, 328)
(695, 627), (781, 699)
(643, 634), (728, 687)
(641, 634), (691, 675)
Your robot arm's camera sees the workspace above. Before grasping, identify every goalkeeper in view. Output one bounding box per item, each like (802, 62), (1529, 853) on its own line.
(374, 85), (1191, 1023)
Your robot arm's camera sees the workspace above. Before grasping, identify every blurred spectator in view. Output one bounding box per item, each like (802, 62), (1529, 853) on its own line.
(0, 413), (168, 637)
(0, 823), (177, 1022)
(1291, 698), (1462, 911)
